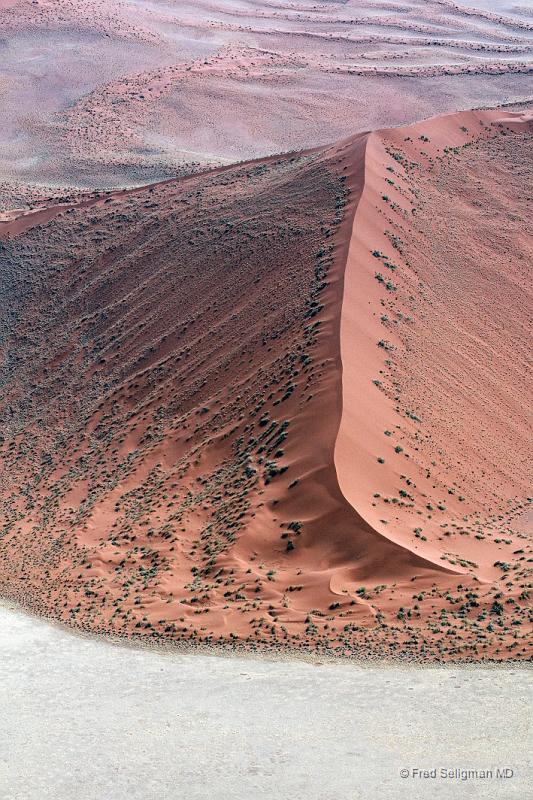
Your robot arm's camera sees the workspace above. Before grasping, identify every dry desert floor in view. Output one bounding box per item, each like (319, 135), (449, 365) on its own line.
(0, 600), (531, 800)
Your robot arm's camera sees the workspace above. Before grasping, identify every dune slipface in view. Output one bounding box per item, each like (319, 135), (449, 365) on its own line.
(0, 109), (531, 661)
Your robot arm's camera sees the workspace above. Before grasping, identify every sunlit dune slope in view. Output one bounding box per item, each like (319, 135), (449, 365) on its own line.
(0, 109), (531, 661)
(337, 108), (532, 580)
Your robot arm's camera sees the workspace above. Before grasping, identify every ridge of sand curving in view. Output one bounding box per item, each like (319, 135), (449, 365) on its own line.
(335, 107), (532, 595)
(0, 108), (530, 661)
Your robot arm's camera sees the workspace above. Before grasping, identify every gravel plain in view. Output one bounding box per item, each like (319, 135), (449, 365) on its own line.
(0, 602), (531, 800)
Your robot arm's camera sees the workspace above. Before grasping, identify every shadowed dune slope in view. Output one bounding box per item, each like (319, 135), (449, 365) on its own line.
(0, 109), (531, 661)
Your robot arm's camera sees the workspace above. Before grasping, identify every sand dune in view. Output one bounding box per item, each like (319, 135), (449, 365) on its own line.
(0, 108), (531, 661)
(336, 108), (532, 568)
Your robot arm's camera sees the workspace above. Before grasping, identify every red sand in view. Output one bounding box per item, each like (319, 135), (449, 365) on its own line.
(337, 108), (532, 572)
(0, 109), (531, 661)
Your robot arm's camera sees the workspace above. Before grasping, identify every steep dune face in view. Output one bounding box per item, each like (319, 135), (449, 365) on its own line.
(337, 109), (533, 547)
(0, 135), (434, 656)
(0, 110), (531, 661)
(335, 109), (532, 657)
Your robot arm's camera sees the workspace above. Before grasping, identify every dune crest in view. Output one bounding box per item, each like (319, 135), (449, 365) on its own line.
(0, 109), (530, 661)
(336, 108), (532, 562)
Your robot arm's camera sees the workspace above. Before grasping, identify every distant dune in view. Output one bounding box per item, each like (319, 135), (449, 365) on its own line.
(0, 108), (531, 661)
(1, 0), (532, 192)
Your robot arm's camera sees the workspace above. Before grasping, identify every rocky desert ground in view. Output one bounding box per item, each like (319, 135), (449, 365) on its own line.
(0, 0), (532, 196)
(1, 600), (531, 800)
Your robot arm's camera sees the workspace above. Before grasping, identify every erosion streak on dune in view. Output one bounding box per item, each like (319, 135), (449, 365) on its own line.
(0, 109), (531, 661)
